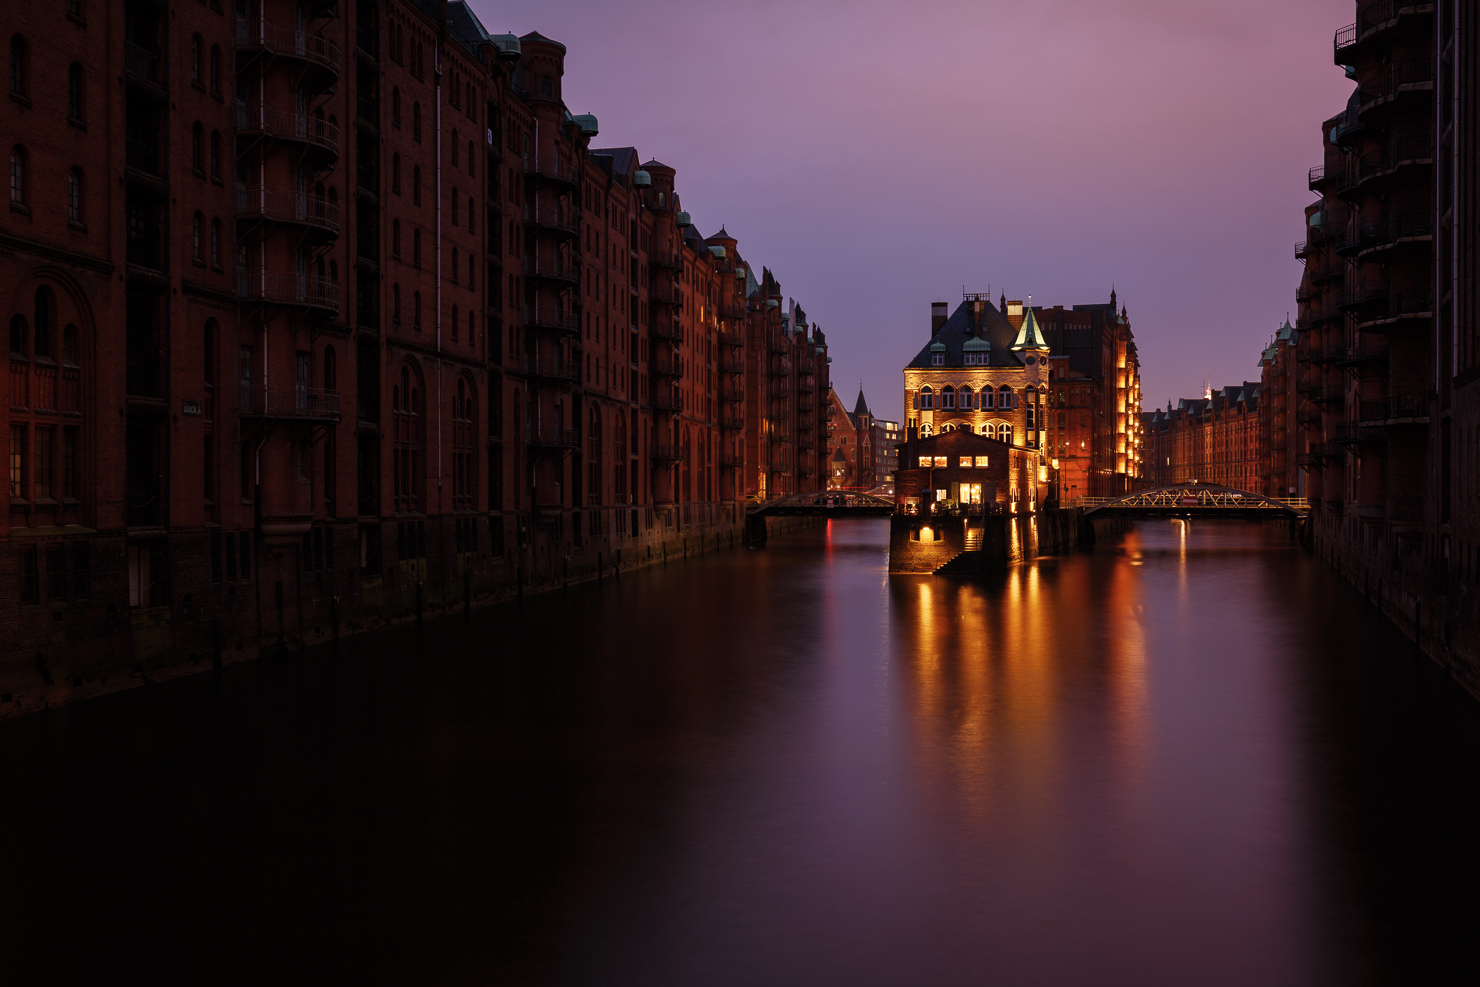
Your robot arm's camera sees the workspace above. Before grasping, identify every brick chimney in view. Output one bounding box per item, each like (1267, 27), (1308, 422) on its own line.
(931, 302), (948, 336)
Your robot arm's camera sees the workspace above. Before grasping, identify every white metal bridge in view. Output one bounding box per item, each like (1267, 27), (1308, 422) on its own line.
(1077, 483), (1309, 519)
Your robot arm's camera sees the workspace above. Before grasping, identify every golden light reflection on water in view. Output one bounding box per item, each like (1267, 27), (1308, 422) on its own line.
(900, 543), (1149, 841)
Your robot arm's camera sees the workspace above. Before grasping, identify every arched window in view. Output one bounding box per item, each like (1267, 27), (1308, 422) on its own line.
(10, 145), (26, 204)
(941, 385), (956, 410)
(982, 423), (997, 440)
(210, 130), (221, 178)
(67, 62), (84, 122)
(450, 187), (458, 226)
(391, 153), (401, 193)
(451, 130), (458, 167)
(210, 218), (221, 266)
(920, 422), (933, 436)
(941, 423), (955, 432)
(917, 385), (933, 410)
(1000, 424), (1014, 445)
(412, 101), (421, 141)
(393, 362), (424, 510)
(468, 252), (476, 289)
(191, 122), (203, 172)
(413, 228), (421, 267)
(391, 87), (401, 128)
(468, 142), (475, 177)
(451, 246), (459, 283)
(10, 35), (27, 97)
(468, 310), (476, 347)
(209, 45), (221, 94)
(10, 314), (27, 357)
(33, 286), (53, 359)
(391, 218), (401, 257)
(413, 290), (421, 329)
(192, 212), (204, 260)
(453, 376), (475, 508)
(67, 167), (83, 224)
(323, 345), (336, 391)
(467, 196), (476, 234)
(451, 304), (459, 341)
(540, 74), (552, 98)
(959, 385), (974, 410)
(587, 406), (602, 505)
(191, 35), (202, 84)
(998, 385), (1013, 409)
(391, 283), (400, 323)
(412, 165), (421, 204)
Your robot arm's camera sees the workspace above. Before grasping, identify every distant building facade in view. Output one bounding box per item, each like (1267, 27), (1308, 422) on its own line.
(1143, 383), (1262, 490)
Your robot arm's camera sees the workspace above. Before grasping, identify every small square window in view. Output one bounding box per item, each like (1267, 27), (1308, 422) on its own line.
(959, 457), (972, 468)
(975, 456), (990, 468)
(933, 456), (948, 467)
(917, 456), (930, 469)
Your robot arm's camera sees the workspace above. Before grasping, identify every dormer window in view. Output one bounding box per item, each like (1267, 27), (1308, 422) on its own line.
(932, 351), (944, 366)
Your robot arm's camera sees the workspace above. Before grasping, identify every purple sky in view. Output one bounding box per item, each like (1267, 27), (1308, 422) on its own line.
(472, 0), (1355, 421)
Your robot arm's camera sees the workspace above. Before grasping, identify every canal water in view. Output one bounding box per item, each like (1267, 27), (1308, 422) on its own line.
(3, 521), (1480, 985)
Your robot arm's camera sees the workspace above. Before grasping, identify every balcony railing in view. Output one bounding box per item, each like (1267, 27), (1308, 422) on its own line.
(524, 306), (580, 333)
(651, 442), (685, 462)
(767, 357), (791, 376)
(525, 424), (578, 449)
(1358, 394), (1430, 423)
(1358, 57), (1434, 115)
(239, 386), (341, 420)
(236, 269), (340, 312)
(235, 18), (341, 76)
(717, 329), (745, 348)
(650, 319), (683, 341)
(235, 102), (339, 156)
(1355, 289), (1435, 328)
(521, 355), (580, 381)
(651, 354), (685, 378)
(1352, 213), (1434, 255)
(649, 249), (680, 270)
(720, 413), (745, 430)
(720, 383), (745, 402)
(523, 204), (578, 235)
(649, 282), (681, 306)
(523, 256), (578, 283)
(526, 158), (579, 186)
(235, 186), (340, 234)
(125, 41), (162, 86)
(719, 355), (746, 374)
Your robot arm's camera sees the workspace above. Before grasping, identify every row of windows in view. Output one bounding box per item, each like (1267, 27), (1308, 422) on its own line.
(916, 385), (1028, 411)
(918, 456), (993, 469)
(917, 422), (1016, 443)
(10, 36), (87, 124)
(9, 147), (87, 226)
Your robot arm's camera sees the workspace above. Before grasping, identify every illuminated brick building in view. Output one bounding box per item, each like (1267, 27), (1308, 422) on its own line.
(0, 0), (831, 711)
(903, 291), (1141, 501)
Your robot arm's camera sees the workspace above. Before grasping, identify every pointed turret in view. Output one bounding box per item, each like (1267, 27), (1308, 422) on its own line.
(853, 387), (870, 419)
(1010, 300), (1049, 351)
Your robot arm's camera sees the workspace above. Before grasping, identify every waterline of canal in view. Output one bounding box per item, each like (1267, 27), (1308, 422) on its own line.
(1, 520), (1477, 985)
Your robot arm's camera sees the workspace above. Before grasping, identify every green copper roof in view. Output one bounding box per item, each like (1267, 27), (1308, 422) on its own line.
(1010, 304), (1048, 351)
(962, 335), (990, 351)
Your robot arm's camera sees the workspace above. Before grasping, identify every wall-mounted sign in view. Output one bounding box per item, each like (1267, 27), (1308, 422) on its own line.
(181, 400), (203, 417)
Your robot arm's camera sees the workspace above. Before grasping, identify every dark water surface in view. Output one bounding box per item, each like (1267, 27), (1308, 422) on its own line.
(4, 520), (1480, 985)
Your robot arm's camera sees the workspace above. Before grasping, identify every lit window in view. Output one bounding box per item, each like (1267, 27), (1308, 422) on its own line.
(933, 456), (948, 467)
(959, 457), (972, 468)
(975, 456), (990, 467)
(917, 456), (930, 469)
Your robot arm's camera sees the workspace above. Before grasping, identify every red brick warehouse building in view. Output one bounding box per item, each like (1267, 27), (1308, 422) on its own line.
(0, 0), (830, 711)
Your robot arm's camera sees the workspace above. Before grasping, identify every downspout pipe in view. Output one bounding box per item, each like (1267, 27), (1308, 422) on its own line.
(435, 43), (444, 512)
